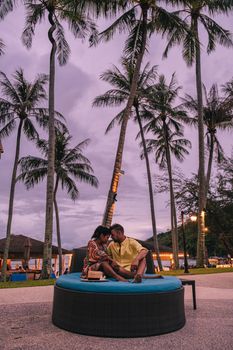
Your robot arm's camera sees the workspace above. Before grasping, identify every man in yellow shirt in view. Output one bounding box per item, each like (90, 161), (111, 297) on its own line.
(107, 223), (148, 283)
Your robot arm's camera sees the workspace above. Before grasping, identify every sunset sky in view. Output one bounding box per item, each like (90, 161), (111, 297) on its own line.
(0, 6), (232, 248)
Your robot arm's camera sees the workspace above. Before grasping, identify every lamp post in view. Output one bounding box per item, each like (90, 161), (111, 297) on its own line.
(181, 211), (189, 273)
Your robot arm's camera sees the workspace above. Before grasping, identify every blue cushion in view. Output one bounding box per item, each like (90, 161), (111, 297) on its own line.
(56, 273), (182, 294)
(11, 273), (27, 282)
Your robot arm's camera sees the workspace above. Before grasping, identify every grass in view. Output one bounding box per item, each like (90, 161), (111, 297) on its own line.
(0, 268), (233, 288)
(0, 279), (56, 289)
(160, 267), (233, 276)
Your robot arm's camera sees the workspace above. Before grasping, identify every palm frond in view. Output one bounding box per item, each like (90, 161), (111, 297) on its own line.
(60, 174), (79, 201)
(22, 2), (46, 49)
(98, 6), (137, 43)
(0, 0), (14, 19)
(105, 109), (125, 134)
(0, 71), (21, 104)
(200, 14), (233, 54)
(17, 166), (48, 189)
(22, 118), (39, 141)
(0, 118), (17, 138)
(0, 38), (5, 56)
(55, 21), (71, 66)
(124, 19), (149, 62)
(93, 90), (128, 107)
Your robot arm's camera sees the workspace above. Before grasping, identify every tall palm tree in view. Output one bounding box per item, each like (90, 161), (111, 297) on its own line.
(0, 69), (58, 281)
(85, 0), (189, 227)
(142, 74), (190, 268)
(163, 0), (233, 267)
(93, 59), (163, 270)
(22, 0), (97, 278)
(17, 131), (98, 276)
(183, 84), (233, 196)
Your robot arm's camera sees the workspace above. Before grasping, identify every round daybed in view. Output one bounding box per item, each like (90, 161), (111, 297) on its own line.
(52, 273), (185, 337)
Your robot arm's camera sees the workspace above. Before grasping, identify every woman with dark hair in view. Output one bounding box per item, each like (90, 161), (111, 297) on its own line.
(82, 226), (127, 282)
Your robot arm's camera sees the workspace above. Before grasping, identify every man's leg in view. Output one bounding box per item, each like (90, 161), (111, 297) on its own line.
(132, 257), (147, 283)
(113, 257), (147, 281)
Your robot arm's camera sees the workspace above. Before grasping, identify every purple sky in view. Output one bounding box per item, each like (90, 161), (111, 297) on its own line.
(0, 6), (232, 248)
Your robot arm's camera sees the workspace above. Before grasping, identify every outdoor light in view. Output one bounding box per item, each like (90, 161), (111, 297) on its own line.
(181, 211), (189, 273)
(190, 214), (197, 222)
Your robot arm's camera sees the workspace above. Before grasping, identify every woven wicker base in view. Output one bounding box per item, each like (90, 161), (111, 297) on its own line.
(52, 285), (185, 337)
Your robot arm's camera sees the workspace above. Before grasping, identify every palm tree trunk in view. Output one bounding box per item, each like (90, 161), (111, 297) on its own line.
(102, 4), (149, 227)
(206, 131), (214, 197)
(135, 104), (163, 271)
(1, 119), (23, 281)
(53, 176), (63, 276)
(41, 11), (57, 279)
(194, 18), (206, 268)
(163, 120), (179, 269)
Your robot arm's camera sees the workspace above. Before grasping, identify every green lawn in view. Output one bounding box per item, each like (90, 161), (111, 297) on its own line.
(160, 267), (233, 276)
(0, 268), (233, 288)
(0, 279), (56, 289)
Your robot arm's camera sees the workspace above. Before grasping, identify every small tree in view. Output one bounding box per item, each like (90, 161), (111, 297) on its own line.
(17, 131), (98, 275)
(142, 74), (190, 268)
(0, 69), (61, 281)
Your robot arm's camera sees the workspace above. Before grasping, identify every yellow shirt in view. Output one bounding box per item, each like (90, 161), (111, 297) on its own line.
(107, 237), (146, 271)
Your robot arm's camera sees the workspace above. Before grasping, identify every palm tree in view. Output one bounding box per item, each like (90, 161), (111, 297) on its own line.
(22, 0), (97, 278)
(17, 131), (98, 275)
(93, 58), (163, 270)
(85, 0), (189, 227)
(163, 0), (233, 267)
(142, 74), (190, 269)
(183, 84), (233, 196)
(0, 69), (53, 281)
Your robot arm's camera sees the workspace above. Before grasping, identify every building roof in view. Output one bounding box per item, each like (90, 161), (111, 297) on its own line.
(0, 234), (71, 259)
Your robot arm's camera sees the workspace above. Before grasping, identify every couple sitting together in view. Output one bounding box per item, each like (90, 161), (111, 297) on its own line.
(82, 223), (149, 283)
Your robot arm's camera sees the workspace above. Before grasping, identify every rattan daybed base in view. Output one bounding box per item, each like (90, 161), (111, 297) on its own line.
(52, 280), (185, 337)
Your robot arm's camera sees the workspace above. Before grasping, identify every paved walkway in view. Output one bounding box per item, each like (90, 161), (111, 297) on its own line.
(0, 273), (232, 350)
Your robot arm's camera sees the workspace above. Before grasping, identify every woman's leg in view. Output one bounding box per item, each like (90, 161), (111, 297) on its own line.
(100, 262), (128, 282)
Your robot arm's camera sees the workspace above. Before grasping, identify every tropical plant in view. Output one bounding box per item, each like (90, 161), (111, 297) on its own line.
(0, 69), (65, 281)
(85, 0), (189, 228)
(182, 83), (233, 196)
(163, 0), (233, 267)
(93, 58), (163, 270)
(22, 0), (97, 278)
(17, 131), (98, 275)
(142, 74), (190, 268)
